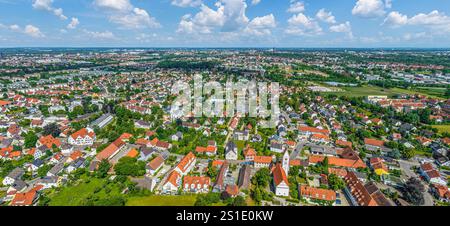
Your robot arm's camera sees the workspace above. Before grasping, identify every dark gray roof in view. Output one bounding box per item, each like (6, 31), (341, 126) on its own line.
(32, 159), (44, 167)
(7, 168), (24, 179)
(12, 179), (28, 191)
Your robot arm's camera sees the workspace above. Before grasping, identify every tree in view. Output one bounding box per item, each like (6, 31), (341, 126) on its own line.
(96, 160), (111, 178)
(251, 168), (271, 188)
(24, 131), (38, 148)
(328, 174), (345, 191)
(114, 157), (146, 177)
(230, 196), (247, 206)
(402, 177), (425, 205)
(37, 164), (52, 177)
(388, 149), (401, 159)
(43, 123), (61, 138)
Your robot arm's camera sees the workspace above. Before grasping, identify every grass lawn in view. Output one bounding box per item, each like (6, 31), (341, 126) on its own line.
(322, 85), (445, 99)
(234, 140), (247, 150)
(126, 195), (198, 206)
(48, 177), (122, 206)
(432, 125), (450, 134)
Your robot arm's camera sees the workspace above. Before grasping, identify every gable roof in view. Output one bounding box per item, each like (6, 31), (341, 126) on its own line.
(273, 163), (288, 186)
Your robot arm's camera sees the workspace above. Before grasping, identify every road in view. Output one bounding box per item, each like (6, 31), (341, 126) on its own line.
(397, 159), (434, 206)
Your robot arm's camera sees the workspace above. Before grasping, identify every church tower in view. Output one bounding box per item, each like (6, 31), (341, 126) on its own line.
(282, 150), (290, 175)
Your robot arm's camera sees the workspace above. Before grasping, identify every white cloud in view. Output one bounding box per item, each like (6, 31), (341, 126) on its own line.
(383, 11), (407, 27)
(287, 1), (305, 14)
(383, 10), (450, 33)
(330, 21), (353, 38)
(7, 24), (45, 38)
(285, 13), (322, 36)
(9, 24), (21, 32)
(352, 0), (386, 18)
(67, 17), (80, 29)
(24, 25), (45, 38)
(243, 14), (276, 36)
(32, 0), (67, 20)
(83, 29), (116, 39)
(330, 21), (351, 33)
(176, 0), (275, 43)
(171, 0), (202, 7)
(94, 0), (132, 11)
(408, 10), (450, 26)
(251, 0), (261, 5)
(110, 7), (160, 29)
(384, 0), (392, 9)
(177, 0), (250, 34)
(94, 0), (160, 29)
(316, 9), (336, 24)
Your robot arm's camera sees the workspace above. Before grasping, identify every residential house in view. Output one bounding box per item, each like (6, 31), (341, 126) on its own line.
(364, 138), (385, 151)
(254, 156), (273, 168)
(174, 152), (196, 176)
(68, 128), (96, 146)
(2, 168), (25, 186)
(273, 163), (289, 197)
(225, 142), (238, 160)
(161, 171), (181, 194)
(183, 176), (211, 193)
(299, 185), (336, 204)
(146, 155), (164, 175)
(420, 162), (447, 186)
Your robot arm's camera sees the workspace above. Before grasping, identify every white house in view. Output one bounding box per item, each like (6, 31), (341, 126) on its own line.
(273, 163), (289, 197)
(68, 128), (96, 146)
(161, 171), (181, 194)
(2, 168), (25, 186)
(225, 142), (238, 160)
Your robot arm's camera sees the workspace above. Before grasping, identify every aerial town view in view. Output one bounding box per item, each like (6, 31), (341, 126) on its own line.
(0, 0), (450, 215)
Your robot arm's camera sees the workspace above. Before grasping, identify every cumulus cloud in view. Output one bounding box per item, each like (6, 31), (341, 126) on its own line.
(352, 0), (387, 18)
(32, 0), (67, 20)
(383, 10), (450, 33)
(171, 0), (202, 7)
(24, 25), (45, 38)
(251, 0), (261, 5)
(243, 14), (276, 36)
(176, 0), (276, 43)
(330, 21), (353, 38)
(316, 9), (336, 24)
(67, 17), (80, 29)
(177, 0), (251, 34)
(7, 24), (45, 38)
(287, 1), (305, 14)
(94, 0), (160, 29)
(83, 29), (116, 39)
(94, 0), (132, 11)
(383, 11), (407, 27)
(285, 13), (322, 36)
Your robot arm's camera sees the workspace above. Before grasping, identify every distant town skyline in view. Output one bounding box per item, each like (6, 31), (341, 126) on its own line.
(1, 0), (450, 48)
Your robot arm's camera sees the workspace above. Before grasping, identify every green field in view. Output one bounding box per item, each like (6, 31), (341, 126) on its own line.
(432, 125), (450, 134)
(126, 195), (198, 206)
(48, 178), (123, 206)
(323, 85), (445, 99)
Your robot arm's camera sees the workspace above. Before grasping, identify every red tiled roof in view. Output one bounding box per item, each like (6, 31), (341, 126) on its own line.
(70, 128), (95, 140)
(364, 138), (384, 147)
(254, 156), (272, 164)
(176, 152), (196, 173)
(309, 155), (367, 169)
(148, 155), (164, 170)
(273, 163), (289, 186)
(300, 185), (336, 201)
(39, 135), (61, 149)
(298, 126), (330, 135)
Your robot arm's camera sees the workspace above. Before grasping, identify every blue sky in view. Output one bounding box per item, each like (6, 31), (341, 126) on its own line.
(0, 0), (449, 47)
